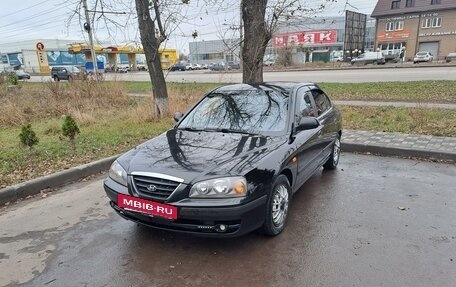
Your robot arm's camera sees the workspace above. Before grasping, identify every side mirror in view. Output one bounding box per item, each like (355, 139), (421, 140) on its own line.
(296, 117), (320, 131)
(173, 112), (183, 122)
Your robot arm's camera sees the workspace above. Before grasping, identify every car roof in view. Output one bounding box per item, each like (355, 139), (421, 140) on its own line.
(212, 82), (315, 94)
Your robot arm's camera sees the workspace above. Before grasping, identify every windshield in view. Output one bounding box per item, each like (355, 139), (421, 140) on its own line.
(417, 52), (428, 56)
(178, 89), (289, 134)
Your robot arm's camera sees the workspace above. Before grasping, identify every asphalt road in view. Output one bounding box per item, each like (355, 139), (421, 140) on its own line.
(1, 153), (455, 287)
(30, 66), (456, 83)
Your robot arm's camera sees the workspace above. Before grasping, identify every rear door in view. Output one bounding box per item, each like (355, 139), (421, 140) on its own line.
(310, 87), (339, 164)
(293, 86), (324, 189)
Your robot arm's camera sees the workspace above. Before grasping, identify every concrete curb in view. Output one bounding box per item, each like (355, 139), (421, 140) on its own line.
(341, 142), (456, 163)
(0, 155), (118, 205)
(1, 142), (454, 206)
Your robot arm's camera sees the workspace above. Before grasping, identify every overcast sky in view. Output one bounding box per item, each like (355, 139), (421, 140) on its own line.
(0, 0), (378, 54)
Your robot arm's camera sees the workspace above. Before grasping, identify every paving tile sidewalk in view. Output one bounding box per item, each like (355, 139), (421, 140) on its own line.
(342, 129), (456, 162)
(334, 100), (456, 109)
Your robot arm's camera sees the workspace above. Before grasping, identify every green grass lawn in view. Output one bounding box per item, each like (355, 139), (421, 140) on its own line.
(122, 80), (456, 104)
(319, 81), (456, 103)
(0, 114), (173, 188)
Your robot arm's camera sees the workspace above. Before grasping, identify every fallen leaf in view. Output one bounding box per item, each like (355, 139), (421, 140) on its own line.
(398, 206), (406, 211)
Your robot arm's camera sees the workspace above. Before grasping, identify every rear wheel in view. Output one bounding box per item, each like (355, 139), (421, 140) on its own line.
(323, 135), (341, 170)
(53, 76), (60, 81)
(262, 175), (291, 236)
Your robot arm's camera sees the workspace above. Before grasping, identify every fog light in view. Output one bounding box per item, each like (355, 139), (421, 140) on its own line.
(215, 224), (227, 232)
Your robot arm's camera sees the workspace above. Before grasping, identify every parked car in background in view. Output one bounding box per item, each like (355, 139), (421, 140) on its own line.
(209, 62), (227, 71)
(413, 51), (433, 64)
(168, 63), (187, 71)
(351, 52), (386, 65)
(15, 69), (31, 80)
(137, 64), (147, 71)
(185, 63), (193, 71)
(227, 61), (240, 69)
(445, 52), (456, 63)
(384, 53), (401, 63)
(104, 82), (342, 237)
(51, 66), (85, 81)
(201, 63), (208, 69)
(263, 54), (277, 66)
(330, 55), (344, 62)
(192, 63), (202, 70)
(263, 59), (276, 66)
(116, 66), (128, 73)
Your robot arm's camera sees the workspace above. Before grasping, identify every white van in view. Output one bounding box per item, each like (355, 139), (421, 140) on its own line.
(351, 51), (386, 65)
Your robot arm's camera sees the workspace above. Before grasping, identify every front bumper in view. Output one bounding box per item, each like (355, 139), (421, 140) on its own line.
(104, 183), (268, 238)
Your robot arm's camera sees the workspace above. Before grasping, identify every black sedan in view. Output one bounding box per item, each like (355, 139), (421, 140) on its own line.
(168, 63), (187, 71)
(104, 82), (342, 237)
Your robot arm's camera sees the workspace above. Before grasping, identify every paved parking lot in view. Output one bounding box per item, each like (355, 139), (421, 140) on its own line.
(1, 153), (455, 287)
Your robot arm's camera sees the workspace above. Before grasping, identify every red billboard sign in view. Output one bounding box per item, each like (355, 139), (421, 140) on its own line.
(273, 30), (337, 47)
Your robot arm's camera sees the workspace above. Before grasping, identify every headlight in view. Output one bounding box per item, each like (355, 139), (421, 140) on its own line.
(109, 160), (127, 186)
(189, 177), (247, 198)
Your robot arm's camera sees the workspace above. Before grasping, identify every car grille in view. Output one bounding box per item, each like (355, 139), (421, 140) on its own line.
(132, 174), (181, 200)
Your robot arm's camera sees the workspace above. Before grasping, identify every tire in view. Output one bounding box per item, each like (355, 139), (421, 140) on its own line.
(262, 175), (291, 236)
(53, 76), (60, 81)
(323, 135), (341, 170)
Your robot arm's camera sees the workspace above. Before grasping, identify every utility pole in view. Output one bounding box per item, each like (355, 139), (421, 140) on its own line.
(82, 0), (98, 77)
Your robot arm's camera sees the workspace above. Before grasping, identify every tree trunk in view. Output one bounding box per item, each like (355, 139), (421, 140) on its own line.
(135, 0), (168, 119)
(241, 0), (270, 84)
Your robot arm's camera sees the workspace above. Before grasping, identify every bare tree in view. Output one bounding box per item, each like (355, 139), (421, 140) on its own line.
(241, 0), (335, 83)
(70, 0), (191, 120)
(135, 0), (169, 119)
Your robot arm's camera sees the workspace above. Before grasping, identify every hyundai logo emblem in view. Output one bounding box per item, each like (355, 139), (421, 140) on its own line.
(147, 185), (157, 192)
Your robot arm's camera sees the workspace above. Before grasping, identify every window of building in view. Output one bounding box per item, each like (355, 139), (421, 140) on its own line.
(386, 22), (395, 31)
(432, 17), (442, 27)
(431, 0), (441, 4)
(422, 18), (432, 28)
(422, 17), (442, 28)
(406, 0), (415, 7)
(395, 21), (404, 31)
(386, 21), (404, 31)
(391, 0), (401, 9)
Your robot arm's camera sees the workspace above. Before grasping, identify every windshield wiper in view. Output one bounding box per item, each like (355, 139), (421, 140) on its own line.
(205, 128), (257, 136)
(178, 127), (204, 132)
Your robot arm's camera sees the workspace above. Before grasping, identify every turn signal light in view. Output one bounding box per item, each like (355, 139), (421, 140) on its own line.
(234, 181), (246, 194)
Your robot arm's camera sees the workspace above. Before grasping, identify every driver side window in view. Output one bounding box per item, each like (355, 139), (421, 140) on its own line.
(296, 88), (316, 124)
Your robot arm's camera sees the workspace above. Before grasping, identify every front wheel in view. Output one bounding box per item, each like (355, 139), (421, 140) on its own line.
(262, 175), (291, 236)
(323, 135), (341, 170)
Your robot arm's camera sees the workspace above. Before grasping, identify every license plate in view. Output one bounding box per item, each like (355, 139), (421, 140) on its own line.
(118, 194), (178, 220)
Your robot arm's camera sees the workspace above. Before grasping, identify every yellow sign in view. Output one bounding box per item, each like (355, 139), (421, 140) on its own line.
(36, 47), (50, 74)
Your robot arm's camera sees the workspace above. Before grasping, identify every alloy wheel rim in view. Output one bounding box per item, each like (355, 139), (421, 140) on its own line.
(333, 137), (341, 164)
(272, 184), (289, 227)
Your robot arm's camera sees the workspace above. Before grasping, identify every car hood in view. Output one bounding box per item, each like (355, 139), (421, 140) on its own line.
(118, 129), (286, 184)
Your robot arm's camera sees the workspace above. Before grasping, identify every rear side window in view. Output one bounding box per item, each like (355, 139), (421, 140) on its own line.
(311, 89), (332, 116)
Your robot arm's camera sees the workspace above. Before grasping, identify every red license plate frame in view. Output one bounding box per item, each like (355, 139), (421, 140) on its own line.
(117, 194), (178, 220)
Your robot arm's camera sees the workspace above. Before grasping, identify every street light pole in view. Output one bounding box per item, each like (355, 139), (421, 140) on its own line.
(82, 0), (98, 78)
